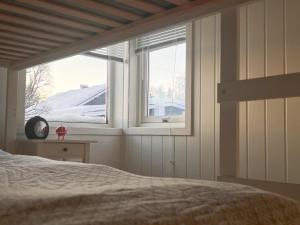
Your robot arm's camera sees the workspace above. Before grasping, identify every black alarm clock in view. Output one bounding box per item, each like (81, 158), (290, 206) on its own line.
(25, 116), (49, 139)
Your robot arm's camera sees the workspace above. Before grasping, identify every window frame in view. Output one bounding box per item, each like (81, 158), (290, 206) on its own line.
(139, 42), (187, 124)
(19, 55), (119, 134)
(126, 23), (193, 135)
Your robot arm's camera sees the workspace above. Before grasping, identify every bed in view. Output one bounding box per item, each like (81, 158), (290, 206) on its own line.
(0, 149), (299, 225)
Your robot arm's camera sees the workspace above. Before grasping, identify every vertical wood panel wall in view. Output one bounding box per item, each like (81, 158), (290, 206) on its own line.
(124, 15), (221, 180)
(0, 67), (7, 149)
(238, 0), (300, 184)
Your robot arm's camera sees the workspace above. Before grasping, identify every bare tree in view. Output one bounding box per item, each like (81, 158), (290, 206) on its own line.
(25, 65), (52, 119)
(174, 75), (185, 100)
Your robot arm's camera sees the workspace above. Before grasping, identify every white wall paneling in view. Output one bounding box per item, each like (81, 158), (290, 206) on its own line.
(286, 0), (300, 184)
(238, 0), (300, 184)
(264, 0), (285, 184)
(124, 14), (221, 180)
(200, 15), (219, 180)
(186, 19), (201, 180)
(237, 6), (248, 178)
(126, 136), (142, 173)
(174, 136), (187, 178)
(219, 8), (238, 177)
(162, 136), (175, 177)
(0, 67), (7, 149)
(141, 136), (152, 176)
(214, 16), (221, 178)
(247, 0), (266, 181)
(151, 136), (163, 177)
(5, 69), (26, 153)
(124, 0), (300, 184)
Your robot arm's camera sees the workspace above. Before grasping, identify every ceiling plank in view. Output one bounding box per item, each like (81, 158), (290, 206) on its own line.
(0, 60), (10, 68)
(11, 0), (255, 70)
(0, 32), (61, 47)
(114, 0), (164, 14)
(0, 2), (105, 33)
(165, 0), (191, 5)
(0, 38), (50, 51)
(0, 13), (89, 39)
(0, 54), (23, 60)
(0, 23), (75, 43)
(63, 0), (142, 21)
(17, 0), (123, 28)
(0, 49), (31, 58)
(0, 44), (38, 54)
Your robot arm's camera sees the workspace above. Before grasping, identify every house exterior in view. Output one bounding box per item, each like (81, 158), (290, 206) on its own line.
(26, 85), (185, 123)
(26, 85), (107, 123)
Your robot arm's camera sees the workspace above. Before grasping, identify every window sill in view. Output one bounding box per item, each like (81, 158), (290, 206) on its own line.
(57, 127), (123, 136)
(18, 127), (123, 137)
(124, 126), (191, 136)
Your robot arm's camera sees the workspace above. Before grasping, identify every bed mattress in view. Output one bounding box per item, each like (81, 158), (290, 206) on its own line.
(0, 149), (299, 225)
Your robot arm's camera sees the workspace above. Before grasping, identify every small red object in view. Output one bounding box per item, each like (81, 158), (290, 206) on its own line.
(56, 126), (67, 140)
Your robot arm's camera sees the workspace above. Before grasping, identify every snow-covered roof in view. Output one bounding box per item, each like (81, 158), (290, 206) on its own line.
(41, 84), (106, 109)
(26, 85), (185, 123)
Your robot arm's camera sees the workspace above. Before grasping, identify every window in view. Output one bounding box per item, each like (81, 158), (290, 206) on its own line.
(135, 24), (189, 124)
(126, 24), (192, 135)
(145, 43), (186, 121)
(25, 42), (128, 127)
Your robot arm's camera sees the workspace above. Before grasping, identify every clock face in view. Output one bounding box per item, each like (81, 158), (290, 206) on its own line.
(34, 121), (48, 138)
(25, 116), (49, 140)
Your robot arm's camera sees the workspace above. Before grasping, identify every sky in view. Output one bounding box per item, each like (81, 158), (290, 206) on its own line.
(149, 43), (186, 92)
(28, 42), (186, 99)
(43, 55), (107, 97)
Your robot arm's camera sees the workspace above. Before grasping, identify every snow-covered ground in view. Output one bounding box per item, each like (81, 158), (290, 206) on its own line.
(25, 85), (185, 124)
(26, 85), (107, 124)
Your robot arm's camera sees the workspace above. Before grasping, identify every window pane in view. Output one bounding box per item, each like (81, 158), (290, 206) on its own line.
(25, 55), (107, 124)
(147, 43), (186, 118)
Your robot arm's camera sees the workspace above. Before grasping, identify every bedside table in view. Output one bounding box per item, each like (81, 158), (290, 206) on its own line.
(17, 140), (96, 163)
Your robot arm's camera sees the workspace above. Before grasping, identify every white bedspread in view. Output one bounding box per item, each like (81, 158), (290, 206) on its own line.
(0, 150), (299, 225)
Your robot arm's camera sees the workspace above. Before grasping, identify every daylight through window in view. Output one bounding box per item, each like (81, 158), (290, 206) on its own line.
(25, 42), (128, 125)
(136, 25), (186, 123)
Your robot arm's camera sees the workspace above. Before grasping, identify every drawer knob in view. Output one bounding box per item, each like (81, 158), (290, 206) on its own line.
(62, 147), (68, 152)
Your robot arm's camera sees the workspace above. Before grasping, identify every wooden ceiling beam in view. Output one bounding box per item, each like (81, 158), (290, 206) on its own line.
(165, 0), (191, 5)
(0, 32), (61, 47)
(0, 38), (50, 51)
(0, 54), (23, 60)
(0, 23), (75, 43)
(0, 44), (38, 54)
(11, 0), (255, 70)
(0, 49), (31, 58)
(0, 60), (10, 68)
(17, 0), (123, 28)
(0, 2), (105, 33)
(0, 13), (89, 39)
(62, 0), (142, 21)
(114, 0), (164, 14)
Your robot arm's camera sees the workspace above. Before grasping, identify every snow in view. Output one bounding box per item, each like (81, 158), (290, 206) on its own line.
(148, 96), (185, 117)
(25, 84), (185, 124)
(26, 85), (107, 123)
(40, 84), (106, 109)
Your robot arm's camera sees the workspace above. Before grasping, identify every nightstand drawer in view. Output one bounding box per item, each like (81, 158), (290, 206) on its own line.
(37, 143), (85, 157)
(17, 140), (95, 163)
